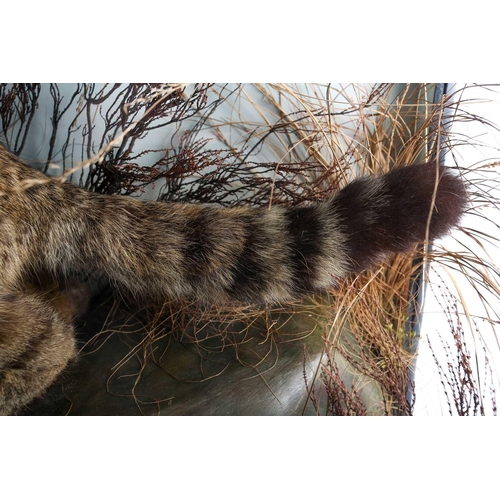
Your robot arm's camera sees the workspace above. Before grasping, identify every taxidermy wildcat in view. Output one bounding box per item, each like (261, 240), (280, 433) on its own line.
(0, 144), (467, 415)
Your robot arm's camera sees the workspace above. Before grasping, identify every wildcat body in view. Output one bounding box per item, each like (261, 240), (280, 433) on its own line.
(0, 145), (466, 414)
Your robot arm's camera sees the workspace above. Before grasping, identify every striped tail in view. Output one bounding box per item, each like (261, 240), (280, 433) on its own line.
(30, 163), (465, 305)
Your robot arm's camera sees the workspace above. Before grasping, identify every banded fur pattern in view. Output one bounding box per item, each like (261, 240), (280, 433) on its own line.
(0, 146), (467, 306)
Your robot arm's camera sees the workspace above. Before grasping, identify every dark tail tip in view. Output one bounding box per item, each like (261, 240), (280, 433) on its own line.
(385, 163), (467, 242)
(332, 163), (467, 273)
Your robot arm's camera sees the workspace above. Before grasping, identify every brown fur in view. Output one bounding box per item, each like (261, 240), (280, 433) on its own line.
(0, 145), (467, 414)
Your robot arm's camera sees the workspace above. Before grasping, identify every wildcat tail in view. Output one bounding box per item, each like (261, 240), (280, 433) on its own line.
(53, 163), (467, 305)
(3, 145), (466, 305)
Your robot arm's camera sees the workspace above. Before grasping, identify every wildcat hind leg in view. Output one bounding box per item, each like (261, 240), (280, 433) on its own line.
(0, 289), (78, 415)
